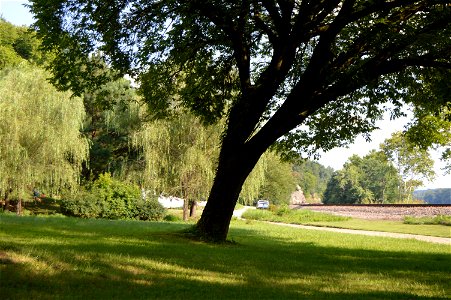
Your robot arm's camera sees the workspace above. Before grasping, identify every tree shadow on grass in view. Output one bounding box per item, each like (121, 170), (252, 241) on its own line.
(0, 215), (449, 299)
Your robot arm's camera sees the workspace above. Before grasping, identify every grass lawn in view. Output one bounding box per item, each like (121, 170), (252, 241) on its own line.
(307, 219), (451, 238)
(242, 208), (451, 238)
(1, 214), (450, 299)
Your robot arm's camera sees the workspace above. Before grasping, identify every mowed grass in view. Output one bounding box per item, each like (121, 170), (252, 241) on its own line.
(242, 208), (451, 238)
(308, 219), (451, 238)
(1, 214), (450, 299)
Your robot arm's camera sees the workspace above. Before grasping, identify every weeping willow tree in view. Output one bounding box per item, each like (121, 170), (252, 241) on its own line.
(132, 113), (218, 216)
(0, 65), (88, 208)
(132, 112), (271, 215)
(238, 153), (267, 206)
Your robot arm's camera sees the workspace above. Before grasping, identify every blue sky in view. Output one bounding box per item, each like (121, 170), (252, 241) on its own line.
(0, 0), (34, 26)
(1, 0), (450, 189)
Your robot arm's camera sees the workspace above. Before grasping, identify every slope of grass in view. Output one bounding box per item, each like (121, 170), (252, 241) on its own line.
(242, 208), (451, 238)
(242, 207), (350, 222)
(1, 214), (450, 299)
(404, 215), (451, 226)
(309, 219), (451, 238)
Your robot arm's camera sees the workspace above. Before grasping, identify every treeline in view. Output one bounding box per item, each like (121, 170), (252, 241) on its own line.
(413, 189), (451, 204)
(0, 19), (329, 214)
(0, 19), (444, 214)
(323, 132), (437, 204)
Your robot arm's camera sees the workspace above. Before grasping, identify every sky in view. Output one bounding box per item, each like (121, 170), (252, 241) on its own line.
(1, 0), (450, 189)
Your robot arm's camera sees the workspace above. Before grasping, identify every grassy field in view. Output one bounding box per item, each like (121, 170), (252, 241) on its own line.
(242, 208), (451, 238)
(1, 214), (450, 299)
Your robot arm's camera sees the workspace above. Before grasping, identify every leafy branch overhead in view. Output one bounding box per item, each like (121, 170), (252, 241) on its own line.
(30, 1), (450, 241)
(30, 1), (450, 153)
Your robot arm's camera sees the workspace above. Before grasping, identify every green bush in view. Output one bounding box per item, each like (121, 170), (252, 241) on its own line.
(275, 204), (291, 216)
(61, 173), (165, 220)
(135, 199), (166, 221)
(61, 190), (101, 218)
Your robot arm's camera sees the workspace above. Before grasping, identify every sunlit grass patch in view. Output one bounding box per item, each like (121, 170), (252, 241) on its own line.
(311, 219), (451, 238)
(242, 206), (350, 223)
(404, 215), (451, 226)
(1, 214), (450, 299)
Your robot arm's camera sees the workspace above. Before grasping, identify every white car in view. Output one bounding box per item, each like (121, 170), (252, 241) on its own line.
(256, 200), (270, 209)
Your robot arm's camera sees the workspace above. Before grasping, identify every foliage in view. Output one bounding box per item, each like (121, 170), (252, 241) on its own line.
(0, 19), (46, 68)
(404, 215), (451, 226)
(292, 160), (335, 200)
(0, 65), (88, 199)
(81, 75), (143, 181)
(401, 68), (451, 172)
(323, 151), (399, 204)
(381, 131), (436, 201)
(131, 112), (220, 202)
(30, 0), (451, 241)
(258, 153), (297, 205)
(61, 173), (165, 220)
(413, 188), (451, 204)
(60, 190), (102, 219)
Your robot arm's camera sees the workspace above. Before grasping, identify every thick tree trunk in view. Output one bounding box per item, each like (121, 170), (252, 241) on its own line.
(196, 146), (261, 242)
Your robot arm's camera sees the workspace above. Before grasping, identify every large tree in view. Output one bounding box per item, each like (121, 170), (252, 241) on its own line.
(30, 1), (450, 241)
(323, 151), (399, 204)
(0, 65), (88, 207)
(381, 131), (436, 201)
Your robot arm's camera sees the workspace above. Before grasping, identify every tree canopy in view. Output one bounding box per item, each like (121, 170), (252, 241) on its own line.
(0, 65), (88, 200)
(30, 0), (451, 241)
(323, 151), (399, 204)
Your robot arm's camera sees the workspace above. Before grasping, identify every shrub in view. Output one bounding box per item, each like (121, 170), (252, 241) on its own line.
(61, 190), (101, 218)
(275, 205), (291, 216)
(61, 173), (165, 220)
(135, 199), (166, 221)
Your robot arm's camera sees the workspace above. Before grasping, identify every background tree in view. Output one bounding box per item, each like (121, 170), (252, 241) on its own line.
(258, 152), (297, 205)
(131, 112), (220, 219)
(0, 19), (45, 69)
(292, 160), (334, 201)
(401, 68), (451, 173)
(0, 65), (88, 209)
(323, 151), (399, 204)
(81, 77), (143, 181)
(30, 1), (451, 241)
(381, 132), (435, 202)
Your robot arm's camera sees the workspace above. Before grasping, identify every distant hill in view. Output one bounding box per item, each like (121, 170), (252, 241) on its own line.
(413, 189), (451, 204)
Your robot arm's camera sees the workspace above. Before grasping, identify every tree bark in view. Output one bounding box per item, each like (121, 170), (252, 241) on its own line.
(16, 198), (22, 215)
(195, 145), (262, 242)
(189, 200), (197, 218)
(183, 198), (189, 221)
